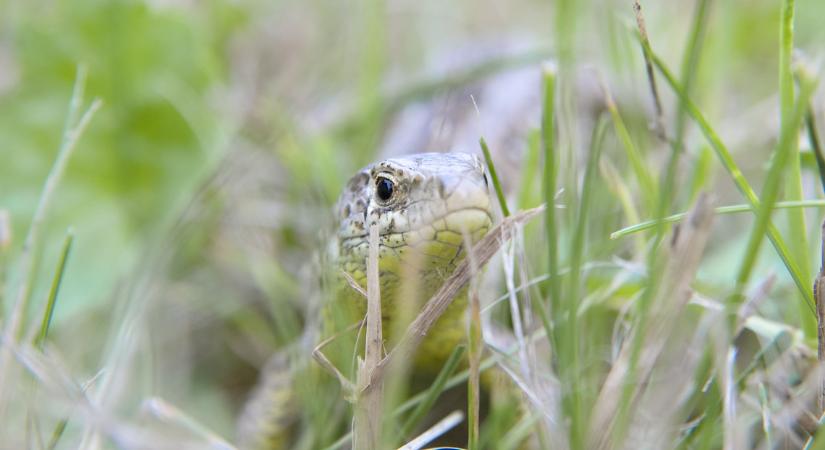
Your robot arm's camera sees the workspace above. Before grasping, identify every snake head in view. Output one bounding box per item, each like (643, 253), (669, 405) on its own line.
(335, 152), (493, 283)
(338, 152), (492, 247)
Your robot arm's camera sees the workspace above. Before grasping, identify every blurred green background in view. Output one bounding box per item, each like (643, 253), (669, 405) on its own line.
(2, 0), (825, 446)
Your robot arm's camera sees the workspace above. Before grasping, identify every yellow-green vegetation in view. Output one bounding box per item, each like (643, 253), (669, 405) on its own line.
(2, 0), (825, 449)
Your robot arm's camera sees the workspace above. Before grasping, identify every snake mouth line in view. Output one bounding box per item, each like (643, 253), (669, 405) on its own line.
(339, 206), (493, 246)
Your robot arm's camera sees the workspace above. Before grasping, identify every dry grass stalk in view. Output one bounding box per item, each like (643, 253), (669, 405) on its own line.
(814, 219), (825, 412)
(397, 410), (464, 450)
(142, 397), (237, 450)
(311, 320), (363, 396)
(353, 224), (384, 450)
(632, 1), (666, 140)
(0, 210), (10, 251)
(468, 284), (482, 450)
(588, 193), (715, 449)
(342, 270), (368, 299)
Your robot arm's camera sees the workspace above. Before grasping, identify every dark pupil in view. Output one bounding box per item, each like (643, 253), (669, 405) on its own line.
(376, 177), (394, 201)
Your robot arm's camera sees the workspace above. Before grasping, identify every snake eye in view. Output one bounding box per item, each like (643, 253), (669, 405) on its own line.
(376, 177), (394, 202)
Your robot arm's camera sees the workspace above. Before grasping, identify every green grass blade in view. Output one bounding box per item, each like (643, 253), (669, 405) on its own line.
(541, 66), (561, 340)
(563, 116), (607, 450)
(673, 0), (711, 157)
(517, 130), (541, 210)
(807, 106), (825, 195)
(46, 418), (68, 450)
(480, 137), (510, 217)
(733, 76), (818, 304)
(777, 0), (813, 332)
(611, 199), (825, 239)
(35, 230), (74, 349)
(399, 345), (466, 439)
(603, 87), (656, 213)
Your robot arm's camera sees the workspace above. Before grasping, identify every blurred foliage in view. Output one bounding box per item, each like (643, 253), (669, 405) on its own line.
(0, 0), (245, 319)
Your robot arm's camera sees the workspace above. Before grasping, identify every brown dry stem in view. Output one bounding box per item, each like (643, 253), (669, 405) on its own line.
(633, 1), (666, 140)
(353, 224), (384, 450)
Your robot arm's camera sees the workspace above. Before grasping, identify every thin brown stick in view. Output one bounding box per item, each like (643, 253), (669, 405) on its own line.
(368, 206), (544, 388)
(311, 320), (364, 396)
(633, 1), (666, 140)
(342, 270), (368, 298)
(354, 224), (384, 450)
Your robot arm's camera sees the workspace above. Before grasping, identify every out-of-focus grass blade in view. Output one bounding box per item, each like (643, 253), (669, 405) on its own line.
(759, 384), (772, 446)
(480, 137), (510, 218)
(541, 65), (560, 342)
(499, 412), (541, 450)
(35, 229), (74, 349)
(563, 116), (607, 449)
(688, 146), (713, 204)
(601, 160), (644, 256)
(733, 75), (818, 306)
(807, 108), (825, 195)
(777, 0), (812, 332)
(673, 0), (711, 158)
(467, 290), (481, 450)
(611, 200), (825, 239)
(398, 345), (466, 439)
(517, 130), (541, 210)
(603, 84), (656, 212)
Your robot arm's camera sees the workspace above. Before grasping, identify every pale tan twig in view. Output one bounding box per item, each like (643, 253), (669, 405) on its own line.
(311, 320), (364, 396)
(342, 270), (368, 298)
(353, 224), (384, 450)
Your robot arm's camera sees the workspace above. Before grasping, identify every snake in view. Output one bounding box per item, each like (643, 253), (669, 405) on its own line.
(239, 152), (494, 449)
